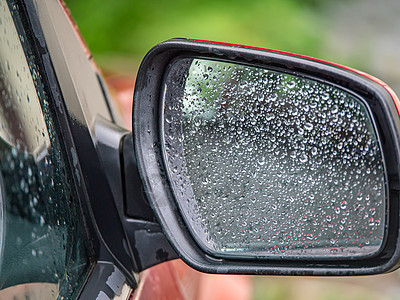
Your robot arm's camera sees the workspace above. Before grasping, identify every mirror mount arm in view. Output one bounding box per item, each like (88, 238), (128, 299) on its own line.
(94, 118), (178, 272)
(122, 133), (178, 271)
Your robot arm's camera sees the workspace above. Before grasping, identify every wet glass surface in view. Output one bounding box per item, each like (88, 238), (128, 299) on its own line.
(0, 1), (92, 298)
(163, 58), (386, 259)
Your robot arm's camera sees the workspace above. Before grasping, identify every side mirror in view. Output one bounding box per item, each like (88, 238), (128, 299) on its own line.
(131, 39), (400, 275)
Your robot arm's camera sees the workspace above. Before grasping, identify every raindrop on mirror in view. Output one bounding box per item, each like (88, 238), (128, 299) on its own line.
(162, 58), (386, 259)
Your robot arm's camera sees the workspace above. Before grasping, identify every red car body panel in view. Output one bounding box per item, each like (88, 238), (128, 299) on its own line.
(130, 260), (252, 300)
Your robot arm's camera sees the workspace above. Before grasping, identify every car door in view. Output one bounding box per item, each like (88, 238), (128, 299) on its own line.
(0, 0), (135, 298)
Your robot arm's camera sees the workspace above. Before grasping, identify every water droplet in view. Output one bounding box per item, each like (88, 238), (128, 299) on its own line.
(266, 113), (275, 121)
(162, 58), (386, 258)
(311, 147), (318, 156)
(368, 218), (375, 226)
(340, 201), (347, 210)
(257, 157), (265, 166)
(287, 81), (296, 89)
(299, 153), (308, 163)
(304, 122), (313, 131)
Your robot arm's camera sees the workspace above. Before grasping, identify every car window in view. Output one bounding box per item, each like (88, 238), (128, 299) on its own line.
(0, 1), (93, 299)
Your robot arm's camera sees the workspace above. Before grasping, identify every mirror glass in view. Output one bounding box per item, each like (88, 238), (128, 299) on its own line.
(162, 58), (386, 259)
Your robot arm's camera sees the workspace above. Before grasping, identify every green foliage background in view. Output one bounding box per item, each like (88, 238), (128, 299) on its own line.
(64, 0), (327, 71)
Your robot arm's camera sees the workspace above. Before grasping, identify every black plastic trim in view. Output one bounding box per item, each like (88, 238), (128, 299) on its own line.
(122, 133), (178, 270)
(95, 121), (178, 272)
(123, 133), (157, 222)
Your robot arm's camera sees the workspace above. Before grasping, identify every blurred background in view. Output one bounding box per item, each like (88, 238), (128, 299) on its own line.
(64, 0), (400, 299)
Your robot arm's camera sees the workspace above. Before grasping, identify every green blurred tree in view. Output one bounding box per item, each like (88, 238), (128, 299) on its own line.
(64, 0), (326, 69)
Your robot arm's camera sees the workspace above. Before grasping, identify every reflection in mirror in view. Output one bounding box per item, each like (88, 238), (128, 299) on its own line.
(162, 58), (386, 259)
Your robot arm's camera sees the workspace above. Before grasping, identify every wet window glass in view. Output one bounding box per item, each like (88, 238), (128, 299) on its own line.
(162, 58), (386, 259)
(0, 1), (92, 298)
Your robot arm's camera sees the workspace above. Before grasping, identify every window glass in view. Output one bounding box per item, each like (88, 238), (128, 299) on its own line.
(0, 1), (92, 298)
